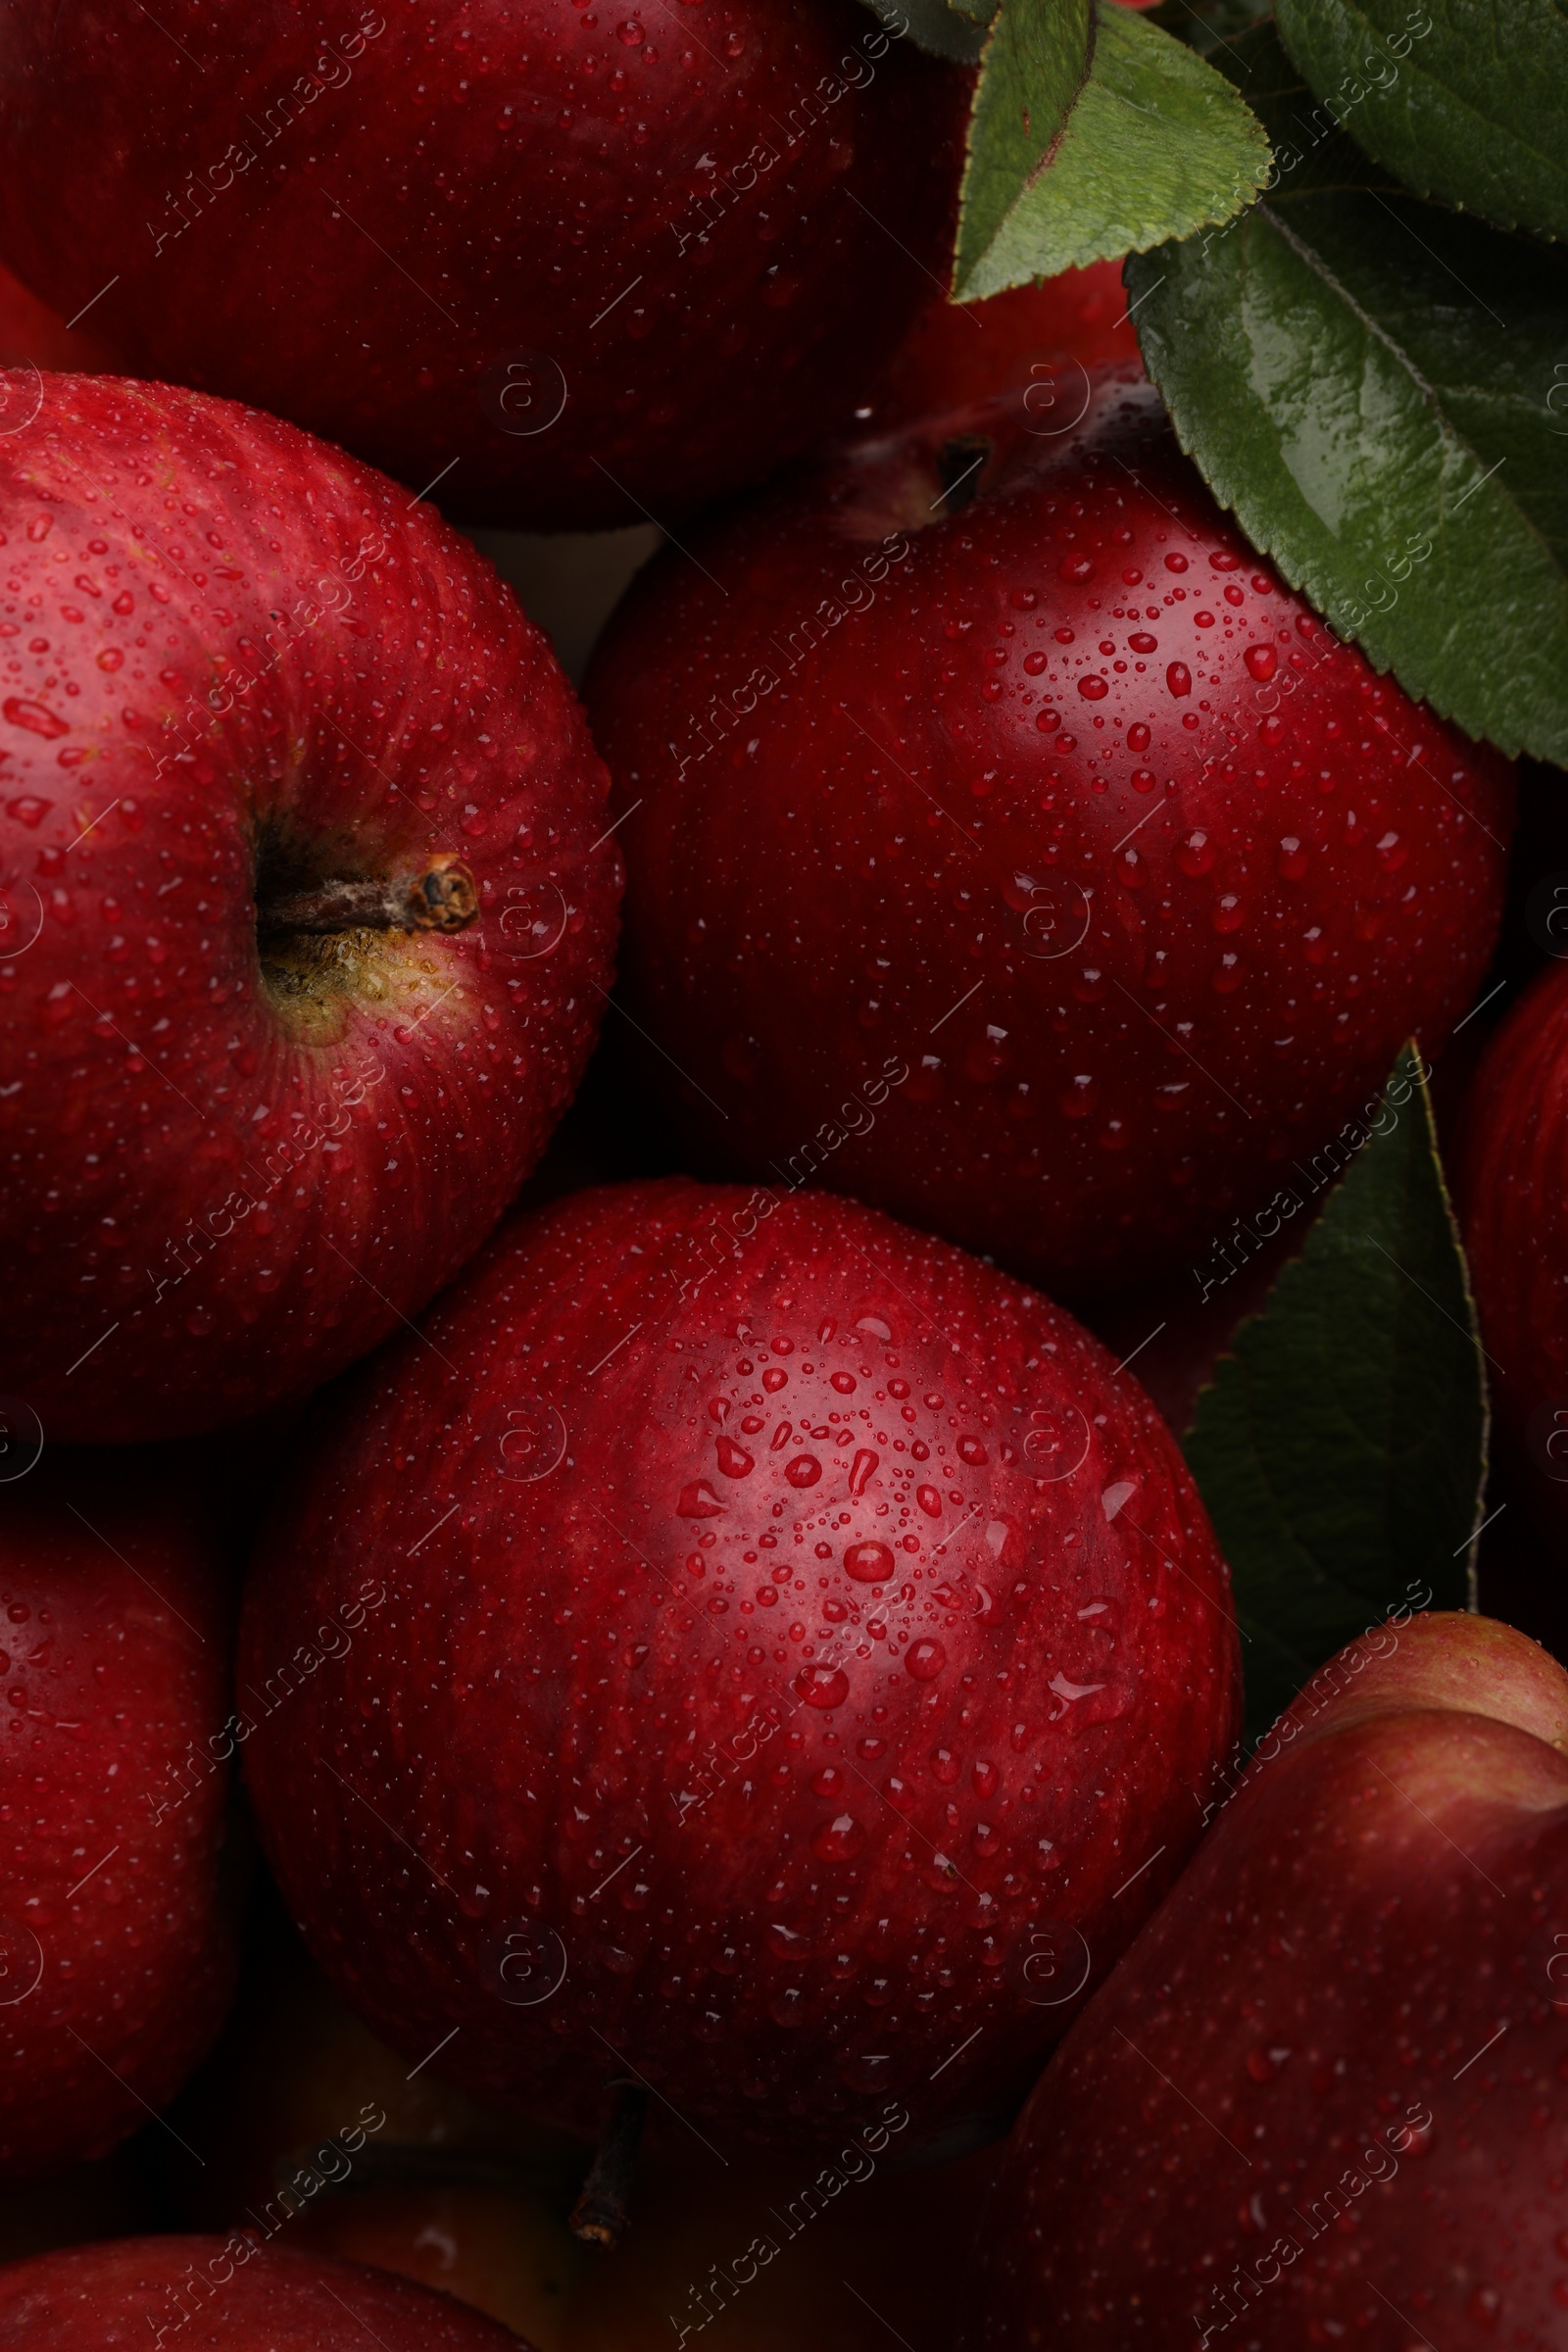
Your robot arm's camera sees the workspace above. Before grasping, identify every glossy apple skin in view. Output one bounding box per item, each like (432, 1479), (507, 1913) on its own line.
(0, 2237), (536, 2351)
(1459, 961), (1568, 1535)
(0, 2), (962, 531)
(585, 371), (1512, 1298)
(0, 1461), (238, 2183)
(974, 1613), (1568, 2348)
(853, 260), (1140, 435)
(240, 1177), (1240, 2155)
(0, 372), (618, 1441)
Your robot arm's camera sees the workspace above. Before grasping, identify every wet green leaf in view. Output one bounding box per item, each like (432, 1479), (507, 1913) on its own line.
(1275, 0), (1568, 241)
(1185, 1045), (1487, 1740)
(1125, 24), (1568, 761)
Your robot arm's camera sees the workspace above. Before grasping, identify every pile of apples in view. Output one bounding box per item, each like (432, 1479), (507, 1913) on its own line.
(0, 3), (1565, 2347)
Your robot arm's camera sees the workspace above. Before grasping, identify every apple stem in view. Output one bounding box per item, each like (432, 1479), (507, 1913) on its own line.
(258, 857), (479, 937)
(568, 2082), (649, 2247)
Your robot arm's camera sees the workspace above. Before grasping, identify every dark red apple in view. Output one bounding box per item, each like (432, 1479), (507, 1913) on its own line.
(0, 371), (618, 1442)
(0, 2236), (536, 2351)
(852, 259), (1140, 437)
(585, 369), (1512, 1299)
(0, 262), (116, 376)
(973, 1611), (1568, 2347)
(169, 1923), (998, 2351)
(0, 1457), (237, 2183)
(239, 1177), (1240, 2159)
(0, 3), (963, 531)
(1459, 959), (1568, 1537)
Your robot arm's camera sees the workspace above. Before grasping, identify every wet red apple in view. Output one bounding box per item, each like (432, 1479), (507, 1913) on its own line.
(0, 1455), (237, 2183)
(974, 1612), (1568, 2347)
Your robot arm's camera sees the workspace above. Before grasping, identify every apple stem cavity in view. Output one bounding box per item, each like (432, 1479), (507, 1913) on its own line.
(258, 857), (479, 938)
(567, 2081), (650, 2248)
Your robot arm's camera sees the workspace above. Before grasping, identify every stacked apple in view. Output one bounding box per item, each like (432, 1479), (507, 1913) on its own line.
(0, 0), (1562, 2347)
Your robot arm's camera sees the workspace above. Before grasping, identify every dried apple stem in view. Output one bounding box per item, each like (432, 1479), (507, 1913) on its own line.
(568, 2082), (649, 2247)
(259, 857), (478, 937)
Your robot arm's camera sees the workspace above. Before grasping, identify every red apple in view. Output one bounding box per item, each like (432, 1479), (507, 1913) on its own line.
(1459, 959), (1568, 1537)
(0, 1455), (238, 2184)
(0, 2236), (536, 2351)
(0, 262), (116, 376)
(239, 1177), (1240, 2160)
(972, 1611), (1568, 2347)
(0, 371), (618, 1442)
(584, 369), (1512, 1299)
(852, 260), (1141, 437)
(169, 1922), (997, 2351)
(0, 2146), (157, 2265)
(171, 1916), (592, 2347)
(0, 3), (964, 531)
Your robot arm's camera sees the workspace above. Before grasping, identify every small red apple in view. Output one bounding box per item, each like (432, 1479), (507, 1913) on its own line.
(0, 1456), (238, 2184)
(585, 369), (1512, 1299)
(0, 371), (618, 1442)
(0, 2), (964, 530)
(0, 2236), (536, 2351)
(852, 260), (1141, 437)
(1459, 960), (1568, 1536)
(239, 1177), (1240, 2159)
(973, 1611), (1568, 2347)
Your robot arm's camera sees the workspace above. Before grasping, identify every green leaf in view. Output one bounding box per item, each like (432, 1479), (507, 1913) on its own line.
(1145, 0), (1275, 60)
(1184, 1045), (1487, 1741)
(1275, 0), (1568, 243)
(953, 0), (1272, 298)
(858, 0), (995, 64)
(1124, 24), (1568, 763)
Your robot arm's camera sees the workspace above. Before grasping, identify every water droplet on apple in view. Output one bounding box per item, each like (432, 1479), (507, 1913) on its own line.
(906, 1639), (947, 1681)
(811, 1812), (863, 1861)
(838, 2049), (897, 2093)
(797, 1664), (850, 1709)
(785, 1453), (821, 1488)
(715, 1435), (754, 1478)
(848, 1446), (879, 1497)
(844, 1541), (894, 1585)
(678, 1480), (725, 1517)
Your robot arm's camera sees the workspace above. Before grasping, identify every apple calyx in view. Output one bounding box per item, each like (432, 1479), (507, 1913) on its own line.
(258, 857), (479, 939)
(567, 2083), (650, 2248)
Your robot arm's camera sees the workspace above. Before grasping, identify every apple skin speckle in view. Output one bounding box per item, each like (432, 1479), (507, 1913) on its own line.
(0, 0), (966, 530)
(0, 373), (620, 1442)
(241, 1176), (1240, 2155)
(0, 1461), (236, 2183)
(585, 370), (1514, 1300)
